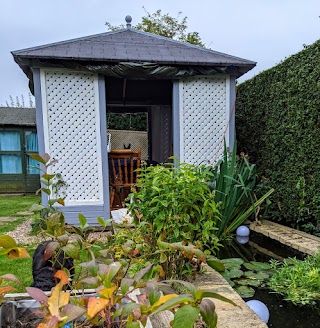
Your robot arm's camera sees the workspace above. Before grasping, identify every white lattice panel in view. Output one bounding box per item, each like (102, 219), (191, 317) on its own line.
(180, 77), (228, 165)
(108, 130), (148, 160)
(41, 70), (102, 204)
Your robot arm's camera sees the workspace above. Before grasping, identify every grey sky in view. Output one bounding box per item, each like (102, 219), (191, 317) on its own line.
(0, 0), (319, 106)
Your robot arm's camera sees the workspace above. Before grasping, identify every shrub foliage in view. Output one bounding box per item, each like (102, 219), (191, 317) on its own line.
(236, 40), (320, 235)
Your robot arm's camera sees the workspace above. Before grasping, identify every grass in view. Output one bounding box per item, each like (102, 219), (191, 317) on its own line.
(0, 194), (40, 234)
(0, 195), (40, 291)
(0, 246), (36, 292)
(0, 195), (40, 217)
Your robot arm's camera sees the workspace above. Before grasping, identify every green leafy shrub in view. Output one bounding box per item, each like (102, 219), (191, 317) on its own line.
(236, 40), (320, 236)
(128, 162), (220, 250)
(268, 253), (320, 306)
(107, 225), (207, 280)
(23, 154), (236, 327)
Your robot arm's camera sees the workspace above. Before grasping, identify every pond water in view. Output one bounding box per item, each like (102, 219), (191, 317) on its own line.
(218, 233), (319, 328)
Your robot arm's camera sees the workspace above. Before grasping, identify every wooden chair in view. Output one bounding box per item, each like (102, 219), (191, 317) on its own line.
(108, 148), (141, 210)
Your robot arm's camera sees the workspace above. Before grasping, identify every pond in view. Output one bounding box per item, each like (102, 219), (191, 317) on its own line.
(218, 232), (319, 328)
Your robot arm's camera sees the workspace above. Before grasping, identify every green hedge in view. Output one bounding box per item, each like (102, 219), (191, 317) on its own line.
(236, 40), (320, 236)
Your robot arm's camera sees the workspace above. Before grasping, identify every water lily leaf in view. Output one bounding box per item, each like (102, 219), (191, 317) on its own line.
(207, 256), (225, 272)
(235, 286), (255, 298)
(222, 268), (243, 279)
(235, 279), (262, 287)
(225, 278), (235, 287)
(244, 271), (269, 280)
(243, 262), (271, 271)
(221, 258), (244, 270)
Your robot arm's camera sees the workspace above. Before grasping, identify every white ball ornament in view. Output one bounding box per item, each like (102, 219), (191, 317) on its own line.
(236, 225), (250, 237)
(236, 235), (249, 244)
(246, 300), (270, 323)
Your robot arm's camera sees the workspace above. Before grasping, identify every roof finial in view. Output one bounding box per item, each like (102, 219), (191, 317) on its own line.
(125, 15), (132, 29)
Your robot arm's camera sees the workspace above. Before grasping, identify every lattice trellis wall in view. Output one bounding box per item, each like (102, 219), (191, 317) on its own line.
(180, 77), (228, 165)
(41, 70), (102, 204)
(108, 130), (148, 160)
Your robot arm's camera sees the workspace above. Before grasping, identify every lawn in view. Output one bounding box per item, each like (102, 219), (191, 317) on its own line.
(0, 195), (40, 290)
(0, 246), (35, 291)
(0, 194), (40, 217)
(0, 194), (40, 234)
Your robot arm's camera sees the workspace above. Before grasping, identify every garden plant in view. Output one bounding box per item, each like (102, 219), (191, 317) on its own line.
(268, 253), (320, 307)
(0, 153), (239, 327)
(207, 142), (274, 240)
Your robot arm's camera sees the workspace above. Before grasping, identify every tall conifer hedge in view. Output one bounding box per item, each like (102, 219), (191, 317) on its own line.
(236, 40), (320, 236)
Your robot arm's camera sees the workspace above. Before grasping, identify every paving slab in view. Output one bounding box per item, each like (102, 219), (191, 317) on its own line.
(250, 220), (320, 255)
(194, 266), (268, 328)
(0, 217), (18, 223)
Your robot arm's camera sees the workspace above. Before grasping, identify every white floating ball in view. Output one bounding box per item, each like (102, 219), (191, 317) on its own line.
(236, 225), (250, 237)
(236, 235), (249, 244)
(246, 300), (270, 323)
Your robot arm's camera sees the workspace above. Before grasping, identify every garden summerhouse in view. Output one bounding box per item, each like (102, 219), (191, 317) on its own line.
(12, 17), (255, 224)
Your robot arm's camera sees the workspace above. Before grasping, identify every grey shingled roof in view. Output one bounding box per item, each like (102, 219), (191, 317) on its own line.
(12, 28), (255, 67)
(0, 107), (36, 126)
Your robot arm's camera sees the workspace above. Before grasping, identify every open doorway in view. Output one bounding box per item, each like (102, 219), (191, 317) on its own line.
(105, 77), (173, 163)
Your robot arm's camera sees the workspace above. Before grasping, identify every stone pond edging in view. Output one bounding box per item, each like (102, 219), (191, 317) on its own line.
(250, 220), (320, 255)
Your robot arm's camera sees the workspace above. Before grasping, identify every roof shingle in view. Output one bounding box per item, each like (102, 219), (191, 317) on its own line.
(0, 108), (36, 126)
(12, 29), (255, 67)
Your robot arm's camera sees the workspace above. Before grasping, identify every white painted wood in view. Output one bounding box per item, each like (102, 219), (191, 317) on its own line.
(179, 76), (227, 165)
(40, 69), (103, 205)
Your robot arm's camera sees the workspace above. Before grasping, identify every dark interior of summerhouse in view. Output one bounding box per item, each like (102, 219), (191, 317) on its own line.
(105, 77), (173, 163)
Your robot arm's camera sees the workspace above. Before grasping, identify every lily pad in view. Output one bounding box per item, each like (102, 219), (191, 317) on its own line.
(221, 268), (243, 279)
(235, 286), (255, 298)
(234, 278), (262, 287)
(243, 262), (271, 271)
(244, 271), (270, 280)
(207, 256), (225, 272)
(225, 278), (235, 287)
(221, 258), (244, 270)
